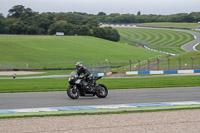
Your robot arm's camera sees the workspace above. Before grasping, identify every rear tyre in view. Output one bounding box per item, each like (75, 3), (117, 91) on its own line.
(67, 86), (80, 99)
(95, 84), (108, 98)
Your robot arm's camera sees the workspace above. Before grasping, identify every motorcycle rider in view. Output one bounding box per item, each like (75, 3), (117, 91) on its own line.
(76, 62), (92, 94)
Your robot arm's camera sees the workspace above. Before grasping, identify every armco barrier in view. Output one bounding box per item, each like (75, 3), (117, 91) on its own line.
(126, 69), (200, 75)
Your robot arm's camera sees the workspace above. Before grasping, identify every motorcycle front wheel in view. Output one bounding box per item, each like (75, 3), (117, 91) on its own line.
(95, 84), (108, 98)
(67, 86), (80, 99)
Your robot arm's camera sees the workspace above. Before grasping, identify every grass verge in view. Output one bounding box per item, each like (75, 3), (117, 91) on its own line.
(195, 43), (200, 51)
(0, 75), (200, 93)
(0, 70), (72, 78)
(1, 105), (200, 119)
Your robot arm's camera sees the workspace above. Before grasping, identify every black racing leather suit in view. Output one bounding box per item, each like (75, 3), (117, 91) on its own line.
(77, 66), (91, 78)
(77, 67), (91, 93)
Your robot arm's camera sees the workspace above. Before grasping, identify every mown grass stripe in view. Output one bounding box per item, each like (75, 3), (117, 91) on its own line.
(147, 31), (160, 44)
(116, 28), (195, 54)
(153, 31), (170, 45)
(167, 32), (182, 46)
(162, 31), (176, 45)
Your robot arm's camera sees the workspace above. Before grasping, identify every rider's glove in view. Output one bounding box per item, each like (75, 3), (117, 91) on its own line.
(79, 74), (85, 78)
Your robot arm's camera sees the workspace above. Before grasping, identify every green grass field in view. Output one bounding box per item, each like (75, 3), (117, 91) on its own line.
(140, 22), (200, 29)
(195, 43), (200, 51)
(0, 36), (165, 69)
(0, 70), (72, 78)
(0, 75), (200, 93)
(116, 28), (194, 54)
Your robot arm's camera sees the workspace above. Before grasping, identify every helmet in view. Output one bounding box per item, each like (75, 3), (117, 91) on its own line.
(76, 62), (83, 70)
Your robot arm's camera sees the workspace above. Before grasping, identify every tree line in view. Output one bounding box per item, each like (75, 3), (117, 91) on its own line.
(1, 5), (200, 41)
(0, 5), (120, 41)
(99, 12), (200, 23)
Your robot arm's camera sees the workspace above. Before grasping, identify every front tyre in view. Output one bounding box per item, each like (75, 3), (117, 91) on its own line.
(67, 86), (80, 99)
(95, 84), (108, 98)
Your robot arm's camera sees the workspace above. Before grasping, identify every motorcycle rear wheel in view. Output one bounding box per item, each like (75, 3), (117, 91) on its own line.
(67, 86), (80, 99)
(95, 84), (108, 98)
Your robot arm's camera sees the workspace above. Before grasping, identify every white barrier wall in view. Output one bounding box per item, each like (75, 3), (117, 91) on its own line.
(126, 69), (200, 75)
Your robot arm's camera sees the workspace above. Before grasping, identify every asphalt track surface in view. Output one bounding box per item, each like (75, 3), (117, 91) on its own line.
(178, 30), (200, 51)
(1, 87), (200, 110)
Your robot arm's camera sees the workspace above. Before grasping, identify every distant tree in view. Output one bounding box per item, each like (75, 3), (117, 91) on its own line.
(68, 25), (80, 35)
(98, 12), (106, 16)
(85, 20), (99, 28)
(118, 14), (133, 23)
(8, 5), (25, 18)
(48, 20), (78, 35)
(93, 27), (120, 41)
(34, 15), (52, 33)
(135, 15), (146, 23)
(0, 13), (4, 19)
(1, 17), (16, 33)
(78, 25), (91, 35)
(48, 20), (68, 35)
(109, 13), (120, 17)
(9, 21), (26, 34)
(0, 14), (4, 33)
(137, 11), (141, 16)
(93, 27), (106, 39)
(8, 5), (36, 19)
(112, 29), (120, 41)
(64, 23), (75, 35)
(26, 25), (39, 35)
(103, 27), (120, 41)
(188, 12), (200, 22)
(21, 8), (37, 19)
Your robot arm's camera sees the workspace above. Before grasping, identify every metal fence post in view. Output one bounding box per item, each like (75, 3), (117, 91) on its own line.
(101, 62), (103, 73)
(157, 58), (159, 70)
(97, 63), (100, 73)
(129, 60), (132, 71)
(168, 58), (170, 70)
(179, 58), (181, 70)
(138, 60), (141, 71)
(106, 61), (109, 72)
(109, 62), (111, 72)
(191, 57), (194, 69)
(148, 59), (150, 71)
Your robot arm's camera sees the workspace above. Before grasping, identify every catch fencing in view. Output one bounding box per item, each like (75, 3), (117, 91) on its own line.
(129, 57), (200, 71)
(0, 62), (75, 71)
(0, 61), (111, 73)
(0, 57), (200, 73)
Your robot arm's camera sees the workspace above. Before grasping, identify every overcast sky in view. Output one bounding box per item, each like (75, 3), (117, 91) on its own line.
(1, 0), (200, 16)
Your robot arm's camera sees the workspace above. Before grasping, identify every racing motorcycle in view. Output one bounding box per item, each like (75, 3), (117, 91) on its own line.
(67, 71), (108, 99)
